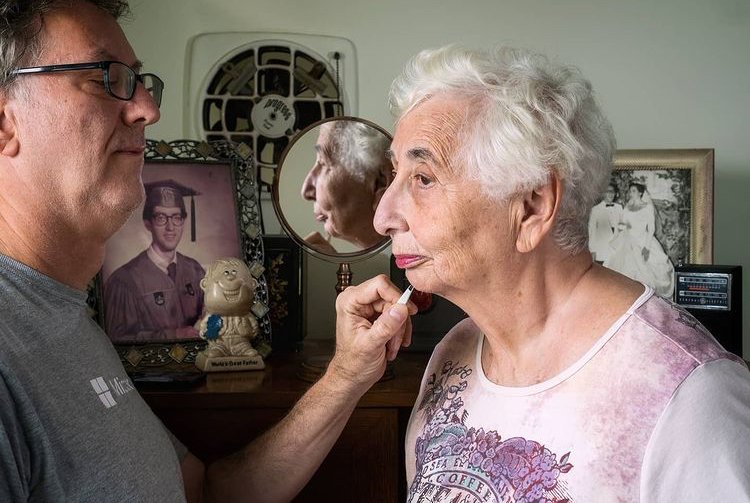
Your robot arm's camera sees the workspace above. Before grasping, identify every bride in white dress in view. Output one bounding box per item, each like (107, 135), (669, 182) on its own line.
(604, 183), (675, 297)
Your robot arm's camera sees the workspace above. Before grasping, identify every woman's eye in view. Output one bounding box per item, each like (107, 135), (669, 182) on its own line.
(413, 173), (434, 187)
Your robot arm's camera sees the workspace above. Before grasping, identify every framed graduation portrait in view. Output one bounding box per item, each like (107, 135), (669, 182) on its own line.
(589, 149), (713, 298)
(95, 139), (271, 370)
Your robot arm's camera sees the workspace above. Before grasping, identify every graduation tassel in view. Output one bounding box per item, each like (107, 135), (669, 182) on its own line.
(190, 195), (196, 242)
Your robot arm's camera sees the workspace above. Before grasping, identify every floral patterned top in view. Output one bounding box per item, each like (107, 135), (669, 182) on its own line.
(405, 288), (750, 502)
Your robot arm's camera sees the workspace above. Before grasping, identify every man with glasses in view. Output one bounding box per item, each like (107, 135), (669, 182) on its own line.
(0, 1), (414, 502)
(11, 60), (164, 105)
(104, 180), (206, 342)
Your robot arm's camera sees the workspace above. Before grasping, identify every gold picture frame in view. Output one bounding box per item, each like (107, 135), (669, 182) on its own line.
(589, 148), (713, 297)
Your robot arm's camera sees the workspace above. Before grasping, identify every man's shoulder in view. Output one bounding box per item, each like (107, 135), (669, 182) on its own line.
(591, 201), (606, 211)
(176, 253), (205, 272)
(104, 251), (152, 286)
(110, 251), (150, 273)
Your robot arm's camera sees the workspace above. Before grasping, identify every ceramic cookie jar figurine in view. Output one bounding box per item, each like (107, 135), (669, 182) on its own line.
(195, 257), (265, 372)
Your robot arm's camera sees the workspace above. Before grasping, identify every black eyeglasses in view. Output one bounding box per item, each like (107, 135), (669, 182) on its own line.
(152, 212), (185, 227)
(11, 60), (164, 107)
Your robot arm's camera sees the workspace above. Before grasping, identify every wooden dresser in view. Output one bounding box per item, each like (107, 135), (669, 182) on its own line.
(140, 349), (428, 502)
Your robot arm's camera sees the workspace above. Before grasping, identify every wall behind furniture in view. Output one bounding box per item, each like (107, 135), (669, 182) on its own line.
(125, 0), (750, 356)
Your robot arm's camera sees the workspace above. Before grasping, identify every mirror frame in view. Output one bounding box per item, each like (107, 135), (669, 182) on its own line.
(271, 116), (393, 263)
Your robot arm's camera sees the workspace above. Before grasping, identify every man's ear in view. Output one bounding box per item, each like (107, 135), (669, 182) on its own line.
(0, 96), (20, 157)
(514, 174), (562, 253)
(143, 219), (153, 233)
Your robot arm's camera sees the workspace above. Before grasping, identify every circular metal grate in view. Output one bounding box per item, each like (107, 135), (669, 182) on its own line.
(198, 41), (346, 192)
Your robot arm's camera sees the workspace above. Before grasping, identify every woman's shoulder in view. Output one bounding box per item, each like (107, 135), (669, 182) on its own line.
(431, 317), (480, 359)
(421, 318), (480, 380)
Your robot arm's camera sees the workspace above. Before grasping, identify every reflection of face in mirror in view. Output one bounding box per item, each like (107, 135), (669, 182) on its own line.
(298, 121), (392, 254)
(276, 118), (393, 257)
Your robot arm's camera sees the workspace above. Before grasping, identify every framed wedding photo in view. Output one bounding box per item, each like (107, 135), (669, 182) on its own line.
(588, 148), (714, 297)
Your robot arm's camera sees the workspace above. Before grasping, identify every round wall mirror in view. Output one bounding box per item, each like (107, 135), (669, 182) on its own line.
(272, 117), (393, 264)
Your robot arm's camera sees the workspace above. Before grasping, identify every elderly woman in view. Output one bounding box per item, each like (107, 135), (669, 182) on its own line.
(338, 46), (750, 501)
(300, 119), (392, 253)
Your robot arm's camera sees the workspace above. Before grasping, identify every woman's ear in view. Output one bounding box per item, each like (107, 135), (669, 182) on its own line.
(515, 174), (562, 253)
(0, 97), (20, 157)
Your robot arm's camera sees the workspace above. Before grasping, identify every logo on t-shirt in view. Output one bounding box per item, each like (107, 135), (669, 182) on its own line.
(409, 360), (573, 503)
(89, 375), (136, 409)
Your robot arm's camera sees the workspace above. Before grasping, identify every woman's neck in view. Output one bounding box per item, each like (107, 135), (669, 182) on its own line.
(460, 248), (642, 386)
(628, 199), (647, 211)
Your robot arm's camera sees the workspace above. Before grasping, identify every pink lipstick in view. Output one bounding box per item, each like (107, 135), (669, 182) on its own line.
(394, 255), (424, 269)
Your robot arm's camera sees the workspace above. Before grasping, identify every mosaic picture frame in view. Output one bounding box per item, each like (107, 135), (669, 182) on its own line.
(90, 139), (271, 370)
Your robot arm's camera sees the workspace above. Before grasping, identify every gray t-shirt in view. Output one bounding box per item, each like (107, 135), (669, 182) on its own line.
(0, 255), (187, 502)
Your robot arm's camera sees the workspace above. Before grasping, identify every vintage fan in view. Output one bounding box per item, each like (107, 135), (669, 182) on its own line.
(194, 37), (353, 192)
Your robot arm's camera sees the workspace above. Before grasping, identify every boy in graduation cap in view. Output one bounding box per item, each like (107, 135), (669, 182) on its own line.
(104, 179), (206, 342)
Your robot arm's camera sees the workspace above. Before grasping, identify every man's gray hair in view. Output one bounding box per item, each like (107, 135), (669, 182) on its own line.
(389, 45), (616, 254)
(0, 0), (130, 91)
(321, 120), (391, 184)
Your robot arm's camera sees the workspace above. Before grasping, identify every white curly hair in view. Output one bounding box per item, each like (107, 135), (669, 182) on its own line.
(389, 45), (616, 254)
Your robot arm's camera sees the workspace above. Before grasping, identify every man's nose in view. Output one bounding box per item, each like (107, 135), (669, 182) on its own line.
(123, 81), (161, 126)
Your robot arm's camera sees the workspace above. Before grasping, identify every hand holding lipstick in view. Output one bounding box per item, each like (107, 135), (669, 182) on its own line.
(328, 275), (418, 393)
(397, 284), (414, 305)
